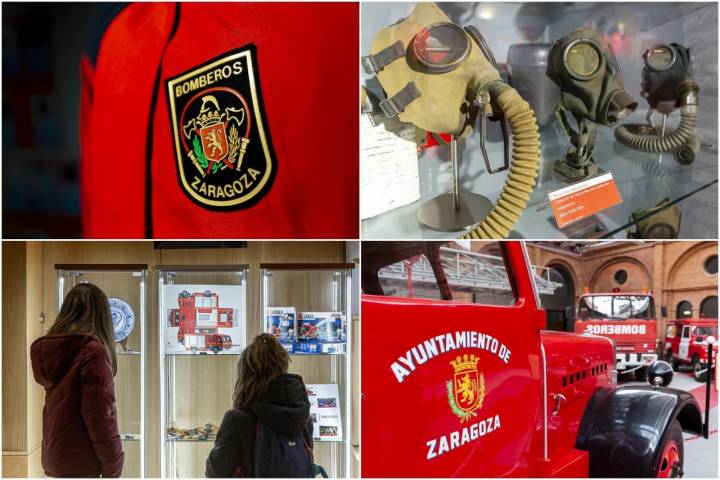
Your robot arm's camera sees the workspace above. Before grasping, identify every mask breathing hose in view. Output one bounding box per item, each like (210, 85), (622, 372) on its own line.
(463, 81), (541, 239)
(614, 105), (698, 163)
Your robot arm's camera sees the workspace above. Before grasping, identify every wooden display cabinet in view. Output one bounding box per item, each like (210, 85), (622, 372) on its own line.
(158, 265), (248, 478)
(261, 263), (354, 478)
(55, 264), (148, 478)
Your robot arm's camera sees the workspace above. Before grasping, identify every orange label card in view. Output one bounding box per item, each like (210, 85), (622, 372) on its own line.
(548, 172), (622, 229)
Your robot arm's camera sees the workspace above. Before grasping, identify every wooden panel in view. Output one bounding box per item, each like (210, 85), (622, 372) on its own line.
(25, 242), (45, 458)
(2, 242), (28, 452)
(120, 439), (141, 478)
(1, 454), (28, 478)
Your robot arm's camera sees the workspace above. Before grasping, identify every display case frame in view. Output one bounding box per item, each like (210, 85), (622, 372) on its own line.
(260, 262), (355, 478)
(55, 264), (148, 478)
(158, 264), (249, 479)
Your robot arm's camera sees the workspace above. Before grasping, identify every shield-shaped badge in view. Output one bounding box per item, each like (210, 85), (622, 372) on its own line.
(448, 354), (485, 422)
(166, 44), (277, 211)
(200, 123), (229, 163)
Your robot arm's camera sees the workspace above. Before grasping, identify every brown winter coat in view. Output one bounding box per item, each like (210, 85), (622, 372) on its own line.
(31, 334), (124, 477)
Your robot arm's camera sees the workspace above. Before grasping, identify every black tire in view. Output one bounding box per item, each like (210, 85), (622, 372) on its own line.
(654, 420), (684, 477)
(664, 349), (674, 363)
(635, 366), (648, 382)
(190, 346), (197, 354)
(692, 360), (707, 382)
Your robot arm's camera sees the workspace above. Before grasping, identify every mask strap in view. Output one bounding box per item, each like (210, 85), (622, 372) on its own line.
(379, 82), (421, 117)
(361, 40), (406, 74)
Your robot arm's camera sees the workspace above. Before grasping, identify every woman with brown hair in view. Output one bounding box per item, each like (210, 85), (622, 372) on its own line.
(206, 333), (314, 478)
(30, 283), (124, 478)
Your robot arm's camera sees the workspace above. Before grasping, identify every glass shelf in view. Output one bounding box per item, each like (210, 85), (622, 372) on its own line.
(362, 121), (717, 239)
(56, 265), (148, 479)
(260, 263), (354, 478)
(158, 266), (248, 479)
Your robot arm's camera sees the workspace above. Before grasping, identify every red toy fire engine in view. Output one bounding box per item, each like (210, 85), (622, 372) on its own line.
(168, 290), (234, 353)
(574, 288), (658, 381)
(362, 241), (705, 478)
(664, 318), (718, 382)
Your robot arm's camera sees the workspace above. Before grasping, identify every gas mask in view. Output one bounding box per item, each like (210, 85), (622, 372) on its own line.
(546, 28), (638, 179)
(615, 43), (699, 164)
(362, 2), (541, 239)
(627, 198), (681, 239)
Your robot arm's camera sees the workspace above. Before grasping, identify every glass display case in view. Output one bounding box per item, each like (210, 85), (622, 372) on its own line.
(158, 265), (248, 478)
(55, 264), (148, 478)
(261, 263), (354, 478)
(361, 2), (718, 239)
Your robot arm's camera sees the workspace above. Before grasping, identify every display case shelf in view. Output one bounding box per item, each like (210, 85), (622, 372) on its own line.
(158, 265), (248, 479)
(260, 263), (354, 478)
(55, 264), (148, 479)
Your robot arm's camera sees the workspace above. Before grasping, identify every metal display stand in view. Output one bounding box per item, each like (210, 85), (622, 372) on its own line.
(260, 263), (354, 478)
(417, 135), (493, 231)
(158, 265), (248, 479)
(56, 264), (148, 478)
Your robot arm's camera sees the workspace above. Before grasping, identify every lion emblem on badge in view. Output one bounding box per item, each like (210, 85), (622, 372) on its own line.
(182, 93), (250, 176)
(447, 354), (485, 422)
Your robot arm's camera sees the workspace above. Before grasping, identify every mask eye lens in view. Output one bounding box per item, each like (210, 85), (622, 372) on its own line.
(647, 45), (674, 70)
(413, 23), (470, 72)
(565, 42), (601, 78)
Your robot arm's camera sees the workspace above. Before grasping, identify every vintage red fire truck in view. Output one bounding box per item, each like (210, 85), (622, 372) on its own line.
(362, 241), (704, 478)
(664, 318), (718, 382)
(574, 289), (658, 381)
(168, 290), (234, 353)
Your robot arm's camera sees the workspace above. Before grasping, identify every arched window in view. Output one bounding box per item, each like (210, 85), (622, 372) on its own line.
(699, 296), (718, 318)
(676, 300), (693, 319)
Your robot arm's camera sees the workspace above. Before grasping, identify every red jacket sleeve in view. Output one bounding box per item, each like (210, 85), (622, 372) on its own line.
(80, 343), (124, 477)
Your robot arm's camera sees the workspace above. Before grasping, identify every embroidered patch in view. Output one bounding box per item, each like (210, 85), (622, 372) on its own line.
(166, 44), (276, 210)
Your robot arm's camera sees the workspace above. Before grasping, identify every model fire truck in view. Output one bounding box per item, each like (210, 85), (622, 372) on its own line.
(168, 290), (234, 353)
(362, 241), (705, 478)
(664, 318), (718, 382)
(574, 288), (658, 381)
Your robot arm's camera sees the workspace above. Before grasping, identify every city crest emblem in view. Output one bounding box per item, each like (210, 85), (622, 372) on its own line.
(447, 354), (485, 422)
(166, 45), (276, 210)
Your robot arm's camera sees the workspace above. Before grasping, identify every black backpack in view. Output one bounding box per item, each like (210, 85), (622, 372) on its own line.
(254, 420), (313, 478)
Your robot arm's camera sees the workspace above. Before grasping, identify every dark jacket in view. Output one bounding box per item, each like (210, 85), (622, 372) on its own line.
(206, 373), (313, 478)
(30, 334), (124, 478)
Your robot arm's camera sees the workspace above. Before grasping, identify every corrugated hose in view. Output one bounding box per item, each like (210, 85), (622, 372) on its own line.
(463, 82), (541, 239)
(614, 108), (698, 164)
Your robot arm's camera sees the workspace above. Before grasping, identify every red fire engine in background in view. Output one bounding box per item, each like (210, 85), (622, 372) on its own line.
(574, 289), (658, 381)
(168, 290), (234, 353)
(664, 318), (718, 382)
(362, 241), (705, 478)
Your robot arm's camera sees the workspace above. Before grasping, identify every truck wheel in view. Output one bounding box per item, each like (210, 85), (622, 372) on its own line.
(635, 366), (648, 382)
(664, 350), (674, 363)
(190, 347), (197, 354)
(692, 360), (707, 382)
(655, 420), (683, 478)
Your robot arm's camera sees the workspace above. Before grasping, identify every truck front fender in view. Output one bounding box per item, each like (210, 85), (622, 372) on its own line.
(576, 385), (703, 477)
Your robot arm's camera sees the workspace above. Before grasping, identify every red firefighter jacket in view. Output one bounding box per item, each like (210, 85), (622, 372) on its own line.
(81, 3), (358, 238)
(30, 334), (124, 478)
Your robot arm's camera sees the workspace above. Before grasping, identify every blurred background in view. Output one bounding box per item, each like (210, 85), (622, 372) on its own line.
(2, 3), (107, 238)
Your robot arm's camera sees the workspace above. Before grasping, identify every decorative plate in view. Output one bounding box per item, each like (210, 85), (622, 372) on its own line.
(109, 297), (135, 342)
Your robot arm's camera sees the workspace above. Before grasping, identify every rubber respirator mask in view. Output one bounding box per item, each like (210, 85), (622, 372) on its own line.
(546, 29), (637, 179)
(615, 43), (699, 164)
(362, 2), (541, 239)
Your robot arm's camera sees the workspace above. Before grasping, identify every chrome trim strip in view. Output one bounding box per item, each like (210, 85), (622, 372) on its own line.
(540, 341), (548, 459)
(520, 242), (541, 309)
